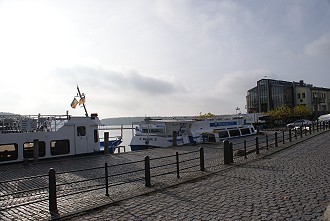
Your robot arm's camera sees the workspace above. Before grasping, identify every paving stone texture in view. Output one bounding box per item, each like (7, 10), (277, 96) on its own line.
(0, 129), (329, 220)
(67, 130), (330, 221)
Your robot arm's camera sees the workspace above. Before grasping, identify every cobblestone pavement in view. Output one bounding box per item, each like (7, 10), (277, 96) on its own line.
(0, 129), (329, 220)
(66, 131), (330, 221)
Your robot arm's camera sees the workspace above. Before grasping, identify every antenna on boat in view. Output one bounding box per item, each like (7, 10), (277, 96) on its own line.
(77, 85), (89, 117)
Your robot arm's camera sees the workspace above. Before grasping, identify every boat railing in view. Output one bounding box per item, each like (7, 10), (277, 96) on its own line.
(0, 114), (69, 134)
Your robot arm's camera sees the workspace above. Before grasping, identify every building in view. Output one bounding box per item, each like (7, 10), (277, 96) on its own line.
(246, 79), (330, 114)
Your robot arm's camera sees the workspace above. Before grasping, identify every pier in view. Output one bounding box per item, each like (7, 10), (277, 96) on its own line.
(0, 127), (329, 220)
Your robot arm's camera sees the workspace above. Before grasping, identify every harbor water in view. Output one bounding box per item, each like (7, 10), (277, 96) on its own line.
(99, 125), (135, 152)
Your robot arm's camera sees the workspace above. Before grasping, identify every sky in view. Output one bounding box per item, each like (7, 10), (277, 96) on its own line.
(1, 0), (330, 119)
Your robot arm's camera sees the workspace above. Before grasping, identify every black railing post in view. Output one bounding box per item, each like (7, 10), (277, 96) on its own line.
(295, 128), (297, 139)
(255, 137), (259, 154)
(244, 140), (247, 158)
(309, 124), (312, 135)
(223, 140), (231, 165)
(275, 132), (278, 147)
(266, 135), (269, 150)
(145, 156), (151, 187)
(323, 121), (326, 130)
(282, 131), (285, 144)
(289, 129), (292, 142)
(176, 152), (180, 178)
(105, 163), (109, 196)
(317, 121), (319, 132)
(199, 147), (205, 171)
(300, 126), (303, 138)
(230, 142), (233, 163)
(312, 123), (315, 132)
(49, 168), (58, 214)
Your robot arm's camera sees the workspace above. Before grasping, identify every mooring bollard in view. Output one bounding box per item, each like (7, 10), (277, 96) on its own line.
(200, 147), (205, 171)
(244, 140), (247, 158)
(230, 142), (233, 163)
(255, 137), (259, 154)
(49, 168), (58, 214)
(289, 129), (292, 142)
(223, 140), (231, 165)
(33, 139), (39, 163)
(145, 156), (151, 187)
(173, 131), (177, 146)
(104, 132), (109, 155)
(105, 163), (109, 196)
(275, 132), (278, 147)
(176, 152), (180, 178)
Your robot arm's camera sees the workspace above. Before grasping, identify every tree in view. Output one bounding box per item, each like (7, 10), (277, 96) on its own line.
(293, 105), (311, 118)
(266, 105), (292, 120)
(196, 112), (216, 119)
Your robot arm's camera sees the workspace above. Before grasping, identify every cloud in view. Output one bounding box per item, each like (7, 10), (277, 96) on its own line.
(304, 33), (330, 56)
(53, 65), (184, 96)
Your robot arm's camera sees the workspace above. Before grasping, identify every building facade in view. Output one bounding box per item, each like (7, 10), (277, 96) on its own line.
(246, 79), (330, 114)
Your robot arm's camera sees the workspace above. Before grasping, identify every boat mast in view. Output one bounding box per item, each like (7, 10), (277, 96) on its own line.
(77, 85), (88, 117)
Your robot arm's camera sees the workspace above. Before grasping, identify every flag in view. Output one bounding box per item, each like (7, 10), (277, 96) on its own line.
(79, 97), (85, 106)
(71, 98), (78, 109)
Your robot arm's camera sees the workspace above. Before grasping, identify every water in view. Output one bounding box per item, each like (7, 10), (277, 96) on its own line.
(99, 125), (136, 152)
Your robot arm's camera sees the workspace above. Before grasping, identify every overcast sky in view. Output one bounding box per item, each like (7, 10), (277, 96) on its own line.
(1, 0), (330, 118)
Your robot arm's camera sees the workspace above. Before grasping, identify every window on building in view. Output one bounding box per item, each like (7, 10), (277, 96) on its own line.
(302, 93), (305, 98)
(51, 140), (70, 156)
(23, 141), (46, 158)
(0, 143), (18, 161)
(297, 93), (301, 99)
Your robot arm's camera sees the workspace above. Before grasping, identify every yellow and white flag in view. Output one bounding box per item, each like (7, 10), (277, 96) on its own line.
(70, 98), (79, 109)
(79, 97), (85, 106)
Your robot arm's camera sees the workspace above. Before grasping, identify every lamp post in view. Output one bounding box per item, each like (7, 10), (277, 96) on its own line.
(236, 107), (241, 115)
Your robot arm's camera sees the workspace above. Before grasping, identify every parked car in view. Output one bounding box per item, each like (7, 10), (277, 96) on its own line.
(286, 119), (313, 129)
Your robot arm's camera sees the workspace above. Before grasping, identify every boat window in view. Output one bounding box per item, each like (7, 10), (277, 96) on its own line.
(51, 140), (70, 156)
(218, 130), (229, 138)
(229, 129), (240, 137)
(94, 129), (99, 143)
(77, 126), (86, 136)
(141, 129), (163, 134)
(240, 128), (251, 135)
(0, 143), (18, 161)
(23, 141), (46, 158)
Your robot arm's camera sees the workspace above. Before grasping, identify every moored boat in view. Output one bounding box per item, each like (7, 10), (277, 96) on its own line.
(129, 118), (198, 151)
(129, 115), (256, 150)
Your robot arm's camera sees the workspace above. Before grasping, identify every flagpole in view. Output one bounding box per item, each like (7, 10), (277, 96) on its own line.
(77, 85), (89, 117)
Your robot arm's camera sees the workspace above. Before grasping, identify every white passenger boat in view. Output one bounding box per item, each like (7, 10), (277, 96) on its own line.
(0, 86), (122, 164)
(0, 112), (104, 164)
(129, 116), (256, 151)
(129, 118), (198, 151)
(191, 116), (256, 143)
